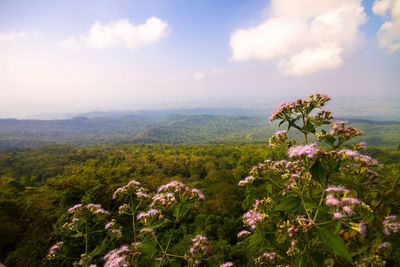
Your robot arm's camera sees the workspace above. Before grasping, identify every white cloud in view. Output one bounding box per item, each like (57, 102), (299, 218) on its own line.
(0, 31), (27, 43)
(212, 67), (228, 74)
(373, 0), (400, 54)
(230, 0), (367, 75)
(84, 17), (170, 49)
(193, 72), (204, 81)
(59, 37), (79, 49)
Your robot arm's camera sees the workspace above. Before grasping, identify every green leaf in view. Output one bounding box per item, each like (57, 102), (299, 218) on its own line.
(275, 196), (301, 212)
(266, 183), (272, 194)
(318, 227), (352, 263)
(310, 159), (327, 185)
(303, 122), (315, 133)
(140, 239), (157, 259)
(334, 222), (342, 234)
(90, 238), (108, 257)
(325, 135), (336, 145)
(71, 232), (83, 238)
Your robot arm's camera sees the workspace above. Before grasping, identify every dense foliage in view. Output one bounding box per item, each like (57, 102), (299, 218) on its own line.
(0, 95), (399, 266)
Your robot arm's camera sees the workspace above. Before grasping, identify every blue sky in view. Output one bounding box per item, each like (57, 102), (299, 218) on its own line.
(0, 0), (399, 118)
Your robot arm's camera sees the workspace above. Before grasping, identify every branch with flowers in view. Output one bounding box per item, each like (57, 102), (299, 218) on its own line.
(236, 94), (399, 266)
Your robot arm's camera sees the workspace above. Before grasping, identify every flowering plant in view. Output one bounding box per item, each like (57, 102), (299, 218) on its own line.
(237, 94), (398, 266)
(47, 179), (209, 266)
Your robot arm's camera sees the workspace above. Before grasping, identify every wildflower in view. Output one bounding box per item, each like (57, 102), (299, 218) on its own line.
(68, 204), (83, 214)
(359, 142), (367, 149)
(326, 185), (349, 193)
(112, 179), (141, 199)
(47, 241), (63, 258)
(326, 195), (342, 207)
(288, 144), (319, 158)
(136, 209), (159, 220)
(104, 245), (133, 267)
(243, 210), (263, 231)
(255, 251), (277, 265)
(190, 188), (205, 200)
(333, 212), (344, 219)
(237, 230), (250, 237)
(110, 229), (122, 238)
(150, 192), (176, 207)
(136, 191), (149, 198)
(186, 235), (213, 266)
(376, 242), (391, 251)
(157, 180), (185, 193)
(383, 215), (400, 235)
(359, 221), (367, 236)
(238, 176), (255, 186)
(342, 206), (354, 215)
(67, 203), (109, 216)
(105, 221), (115, 229)
(220, 263), (234, 267)
(94, 208), (110, 215)
(339, 149), (360, 158)
(118, 204), (130, 214)
(342, 197), (361, 206)
(139, 228), (153, 234)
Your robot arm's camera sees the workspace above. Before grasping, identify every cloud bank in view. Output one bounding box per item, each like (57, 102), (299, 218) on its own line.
(373, 0), (400, 54)
(230, 0), (367, 75)
(84, 17), (170, 49)
(193, 72), (204, 81)
(0, 31), (27, 43)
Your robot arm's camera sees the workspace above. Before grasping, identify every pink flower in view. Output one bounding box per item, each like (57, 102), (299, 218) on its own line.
(238, 176), (255, 186)
(237, 230), (250, 237)
(326, 185), (349, 193)
(333, 212), (344, 219)
(288, 144), (319, 158)
(326, 195), (342, 207)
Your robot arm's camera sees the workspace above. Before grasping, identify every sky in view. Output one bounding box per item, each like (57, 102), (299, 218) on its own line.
(0, 0), (399, 118)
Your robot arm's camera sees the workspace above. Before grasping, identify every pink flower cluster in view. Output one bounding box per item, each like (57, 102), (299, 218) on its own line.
(150, 192), (176, 207)
(139, 228), (153, 234)
(255, 251), (277, 265)
(47, 241), (63, 257)
(136, 209), (159, 221)
(339, 150), (379, 166)
(269, 130), (290, 148)
(151, 181), (205, 208)
(118, 204), (130, 214)
(383, 215), (400, 235)
(325, 187), (362, 221)
(288, 144), (319, 158)
(186, 235), (213, 266)
(68, 203), (109, 215)
(237, 230), (250, 238)
(238, 176), (255, 186)
(157, 180), (185, 193)
(220, 262), (234, 267)
(243, 210), (263, 231)
(376, 242), (391, 251)
(113, 179), (146, 199)
(104, 245), (130, 267)
(269, 94), (330, 121)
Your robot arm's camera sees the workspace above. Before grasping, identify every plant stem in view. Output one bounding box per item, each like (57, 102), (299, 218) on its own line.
(130, 195), (136, 242)
(166, 253), (186, 259)
(160, 218), (177, 265)
(313, 188), (326, 222)
(151, 233), (165, 253)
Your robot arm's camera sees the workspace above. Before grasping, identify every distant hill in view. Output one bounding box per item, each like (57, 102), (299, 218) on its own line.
(0, 109), (399, 150)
